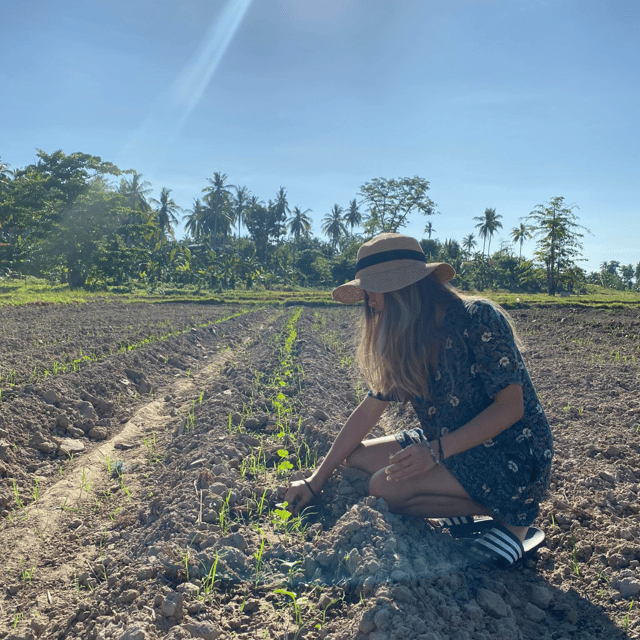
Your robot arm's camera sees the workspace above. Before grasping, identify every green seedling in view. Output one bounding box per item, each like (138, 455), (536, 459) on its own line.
(12, 479), (25, 514)
(254, 528), (267, 587)
(20, 561), (35, 582)
(274, 588), (309, 630)
(201, 550), (219, 598)
(219, 490), (233, 534)
(276, 449), (294, 477)
(624, 600), (634, 630)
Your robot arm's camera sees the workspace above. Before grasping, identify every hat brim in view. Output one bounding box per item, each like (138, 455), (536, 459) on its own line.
(332, 262), (455, 305)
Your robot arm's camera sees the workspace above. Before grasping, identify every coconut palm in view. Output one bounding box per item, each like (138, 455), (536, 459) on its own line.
(462, 233), (477, 258)
(510, 223), (532, 259)
(287, 206), (313, 244)
(201, 172), (235, 249)
(0, 157), (12, 186)
(151, 187), (181, 241)
(322, 204), (347, 252)
(473, 208), (503, 256)
(344, 199), (362, 235)
(184, 198), (206, 241)
(425, 221), (436, 239)
(118, 171), (152, 213)
(233, 186), (250, 239)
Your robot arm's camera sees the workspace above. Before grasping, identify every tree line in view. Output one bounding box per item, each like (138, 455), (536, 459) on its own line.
(1, 150), (637, 295)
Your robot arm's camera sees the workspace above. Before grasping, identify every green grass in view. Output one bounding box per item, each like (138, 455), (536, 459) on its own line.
(3, 276), (639, 310)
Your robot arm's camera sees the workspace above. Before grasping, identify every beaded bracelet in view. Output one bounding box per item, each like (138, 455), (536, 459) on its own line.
(425, 440), (441, 466)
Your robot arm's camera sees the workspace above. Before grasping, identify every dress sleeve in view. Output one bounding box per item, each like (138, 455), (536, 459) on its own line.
(465, 300), (525, 399)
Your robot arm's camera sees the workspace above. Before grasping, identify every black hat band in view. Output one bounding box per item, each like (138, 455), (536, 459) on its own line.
(356, 249), (427, 273)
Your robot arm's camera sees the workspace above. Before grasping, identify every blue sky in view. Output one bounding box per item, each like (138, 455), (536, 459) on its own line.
(2, 0), (638, 273)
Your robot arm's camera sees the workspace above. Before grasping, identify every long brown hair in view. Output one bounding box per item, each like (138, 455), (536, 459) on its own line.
(356, 275), (463, 403)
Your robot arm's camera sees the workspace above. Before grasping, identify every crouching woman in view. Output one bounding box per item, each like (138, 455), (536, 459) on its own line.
(284, 233), (553, 568)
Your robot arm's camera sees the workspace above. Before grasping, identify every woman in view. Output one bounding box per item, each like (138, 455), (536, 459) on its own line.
(285, 233), (553, 568)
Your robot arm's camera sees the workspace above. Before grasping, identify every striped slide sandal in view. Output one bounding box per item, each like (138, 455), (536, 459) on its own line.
(458, 524), (546, 569)
(430, 516), (494, 538)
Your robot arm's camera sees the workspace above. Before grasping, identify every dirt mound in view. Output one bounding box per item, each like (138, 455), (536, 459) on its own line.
(0, 302), (639, 639)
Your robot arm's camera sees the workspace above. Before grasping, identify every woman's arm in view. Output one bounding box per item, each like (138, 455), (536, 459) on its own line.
(284, 394), (388, 512)
(386, 384), (523, 482)
(441, 383), (524, 460)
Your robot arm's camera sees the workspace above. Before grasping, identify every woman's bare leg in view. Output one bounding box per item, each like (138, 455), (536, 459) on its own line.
(345, 435), (527, 540)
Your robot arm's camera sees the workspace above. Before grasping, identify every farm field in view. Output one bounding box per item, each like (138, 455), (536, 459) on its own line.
(0, 300), (639, 639)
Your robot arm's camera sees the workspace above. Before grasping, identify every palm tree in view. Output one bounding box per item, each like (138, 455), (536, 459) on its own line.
(0, 157), (12, 186)
(151, 187), (181, 241)
(510, 223), (532, 259)
(118, 171), (152, 213)
(184, 198), (206, 241)
(462, 233), (477, 258)
(233, 186), (250, 239)
(425, 221), (436, 239)
(344, 199), (362, 235)
(201, 172), (235, 249)
(322, 204), (347, 252)
(287, 206), (313, 244)
(473, 208), (503, 256)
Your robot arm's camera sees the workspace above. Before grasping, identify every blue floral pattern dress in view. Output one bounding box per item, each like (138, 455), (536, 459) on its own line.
(373, 298), (553, 526)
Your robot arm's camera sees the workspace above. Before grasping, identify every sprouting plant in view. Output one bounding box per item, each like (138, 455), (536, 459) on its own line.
(219, 490), (233, 534)
(569, 535), (580, 576)
(201, 550), (219, 598)
(32, 477), (40, 503)
(562, 401), (570, 414)
(624, 600), (634, 630)
(182, 549), (191, 582)
(276, 449), (294, 478)
(12, 479), (25, 514)
(274, 588), (309, 629)
(279, 559), (303, 589)
(254, 528), (267, 587)
(81, 467), (92, 495)
(19, 561), (35, 582)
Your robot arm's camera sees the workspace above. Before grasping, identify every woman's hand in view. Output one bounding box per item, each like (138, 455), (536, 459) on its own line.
(283, 476), (319, 516)
(385, 442), (438, 482)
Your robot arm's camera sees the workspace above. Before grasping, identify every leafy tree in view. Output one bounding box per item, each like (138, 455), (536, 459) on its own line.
(151, 187), (180, 241)
(526, 196), (588, 295)
(419, 238), (442, 261)
(358, 176), (436, 235)
(322, 204), (347, 253)
(473, 208), (502, 256)
(287, 206), (313, 245)
(244, 200), (285, 263)
(510, 222), (532, 259)
(344, 199), (362, 235)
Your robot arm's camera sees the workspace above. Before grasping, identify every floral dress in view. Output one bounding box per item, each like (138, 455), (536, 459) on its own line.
(374, 298), (553, 526)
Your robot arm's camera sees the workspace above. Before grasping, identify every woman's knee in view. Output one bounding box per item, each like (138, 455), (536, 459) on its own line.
(344, 444), (365, 469)
(368, 469), (396, 503)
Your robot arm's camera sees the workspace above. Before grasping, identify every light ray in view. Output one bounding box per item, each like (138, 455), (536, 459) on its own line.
(122, 0), (253, 168)
(172, 0), (253, 131)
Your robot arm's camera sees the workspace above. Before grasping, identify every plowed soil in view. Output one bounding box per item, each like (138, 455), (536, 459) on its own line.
(0, 300), (639, 640)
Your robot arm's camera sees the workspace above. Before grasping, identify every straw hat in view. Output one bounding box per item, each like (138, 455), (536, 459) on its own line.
(331, 233), (455, 304)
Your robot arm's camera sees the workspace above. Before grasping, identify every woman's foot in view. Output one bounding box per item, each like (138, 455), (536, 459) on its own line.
(503, 523), (528, 542)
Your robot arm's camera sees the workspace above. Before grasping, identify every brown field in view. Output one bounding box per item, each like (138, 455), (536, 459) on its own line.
(0, 300), (639, 639)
